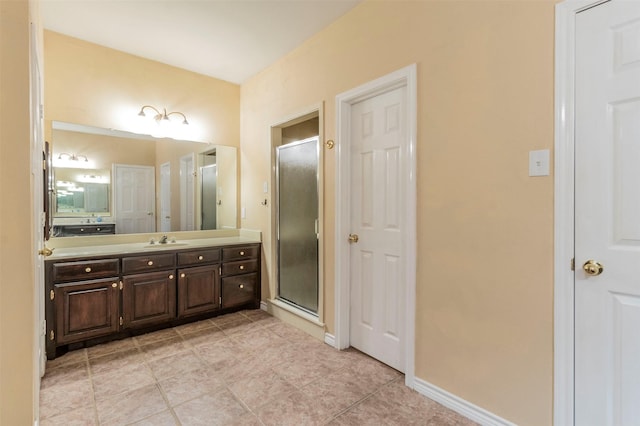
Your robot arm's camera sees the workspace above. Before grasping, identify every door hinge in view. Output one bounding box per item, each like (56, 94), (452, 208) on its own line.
(219, 296), (222, 306)
(119, 281), (123, 290)
(49, 289), (55, 301)
(119, 316), (123, 326)
(219, 266), (222, 275)
(42, 159), (46, 171)
(49, 330), (54, 341)
(39, 104), (44, 120)
(571, 258), (575, 271)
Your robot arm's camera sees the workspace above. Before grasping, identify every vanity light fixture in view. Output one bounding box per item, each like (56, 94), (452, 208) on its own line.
(57, 153), (88, 162)
(137, 105), (189, 126)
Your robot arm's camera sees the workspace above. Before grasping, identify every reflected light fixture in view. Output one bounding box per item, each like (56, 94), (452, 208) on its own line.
(137, 105), (189, 125)
(57, 153), (88, 162)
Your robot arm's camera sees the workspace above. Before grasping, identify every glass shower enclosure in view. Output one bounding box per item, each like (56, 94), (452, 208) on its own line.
(276, 136), (319, 314)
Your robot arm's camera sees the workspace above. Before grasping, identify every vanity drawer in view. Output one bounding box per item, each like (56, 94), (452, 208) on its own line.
(177, 249), (221, 266)
(52, 259), (120, 283)
(221, 259), (258, 276)
(122, 253), (175, 274)
(221, 273), (257, 309)
(222, 245), (259, 262)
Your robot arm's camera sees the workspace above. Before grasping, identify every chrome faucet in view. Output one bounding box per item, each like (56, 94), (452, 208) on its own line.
(159, 235), (168, 244)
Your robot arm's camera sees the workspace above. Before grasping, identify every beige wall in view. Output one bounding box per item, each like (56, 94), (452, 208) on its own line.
(0, 0), (37, 423)
(240, 1), (555, 425)
(44, 30), (240, 147)
(52, 129), (156, 169)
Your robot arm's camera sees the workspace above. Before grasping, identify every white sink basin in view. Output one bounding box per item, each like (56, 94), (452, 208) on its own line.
(143, 243), (189, 249)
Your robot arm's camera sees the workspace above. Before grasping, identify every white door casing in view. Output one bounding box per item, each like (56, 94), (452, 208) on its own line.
(335, 64), (417, 384)
(180, 153), (195, 231)
(113, 164), (155, 234)
(160, 162), (171, 232)
(555, 1), (640, 424)
(30, 21), (46, 393)
(574, 2), (640, 424)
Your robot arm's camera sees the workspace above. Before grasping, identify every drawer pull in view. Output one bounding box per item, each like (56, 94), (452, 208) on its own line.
(240, 251), (245, 256)
(180, 273), (185, 278)
(169, 274), (174, 280)
(85, 267), (92, 273)
(147, 261), (154, 266)
(111, 283), (117, 288)
(198, 255), (204, 260)
(239, 284), (244, 289)
(239, 265), (244, 270)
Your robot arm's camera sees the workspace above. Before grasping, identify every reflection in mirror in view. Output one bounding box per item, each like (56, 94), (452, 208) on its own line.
(55, 168), (110, 214)
(51, 122), (238, 237)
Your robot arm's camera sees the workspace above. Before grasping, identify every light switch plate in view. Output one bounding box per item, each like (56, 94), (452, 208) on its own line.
(241, 207), (246, 219)
(529, 149), (550, 177)
(263, 181), (268, 193)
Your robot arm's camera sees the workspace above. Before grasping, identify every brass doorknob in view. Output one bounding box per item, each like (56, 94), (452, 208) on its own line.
(583, 260), (604, 276)
(38, 246), (54, 257)
(348, 234), (359, 243)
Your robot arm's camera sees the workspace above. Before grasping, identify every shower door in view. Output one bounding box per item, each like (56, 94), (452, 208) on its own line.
(276, 137), (319, 314)
(200, 164), (217, 230)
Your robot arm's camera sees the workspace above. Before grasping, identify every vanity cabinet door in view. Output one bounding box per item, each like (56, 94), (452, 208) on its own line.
(177, 265), (220, 317)
(122, 271), (176, 328)
(54, 278), (120, 345)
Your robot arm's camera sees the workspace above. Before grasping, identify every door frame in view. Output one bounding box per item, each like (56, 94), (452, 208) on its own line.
(334, 64), (417, 387)
(268, 105), (325, 335)
(554, 1), (609, 424)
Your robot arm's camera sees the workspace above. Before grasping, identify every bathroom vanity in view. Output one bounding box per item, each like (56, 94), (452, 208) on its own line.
(44, 238), (260, 359)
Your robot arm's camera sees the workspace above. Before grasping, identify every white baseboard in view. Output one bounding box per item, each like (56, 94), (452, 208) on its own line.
(260, 301), (268, 311)
(324, 332), (336, 347)
(413, 377), (516, 426)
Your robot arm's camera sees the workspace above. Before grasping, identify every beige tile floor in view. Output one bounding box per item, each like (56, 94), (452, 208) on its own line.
(40, 309), (477, 425)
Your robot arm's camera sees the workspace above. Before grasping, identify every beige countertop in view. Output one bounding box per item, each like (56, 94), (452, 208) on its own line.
(46, 230), (261, 260)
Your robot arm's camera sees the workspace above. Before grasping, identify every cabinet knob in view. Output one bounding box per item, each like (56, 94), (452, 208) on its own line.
(198, 255), (204, 260)
(80, 228), (84, 232)
(169, 274), (174, 280)
(240, 251), (245, 256)
(239, 284), (244, 289)
(85, 267), (92, 273)
(239, 265), (244, 270)
(147, 260), (153, 266)
(180, 273), (185, 278)
(111, 283), (117, 288)
(97, 227), (101, 231)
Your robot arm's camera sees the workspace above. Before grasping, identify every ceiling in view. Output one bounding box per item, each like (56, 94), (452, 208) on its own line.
(40, 0), (361, 84)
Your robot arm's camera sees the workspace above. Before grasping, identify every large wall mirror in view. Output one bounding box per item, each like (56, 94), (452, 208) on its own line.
(51, 121), (238, 237)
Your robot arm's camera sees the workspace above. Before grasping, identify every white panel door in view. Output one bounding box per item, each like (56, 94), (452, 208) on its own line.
(349, 86), (406, 372)
(160, 162), (171, 232)
(575, 2), (640, 424)
(180, 154), (195, 231)
(114, 164), (155, 234)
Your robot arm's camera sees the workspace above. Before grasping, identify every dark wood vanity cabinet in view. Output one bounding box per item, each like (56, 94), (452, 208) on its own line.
(221, 246), (260, 309)
(45, 242), (260, 359)
(49, 258), (121, 345)
(53, 223), (116, 237)
(177, 247), (221, 318)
